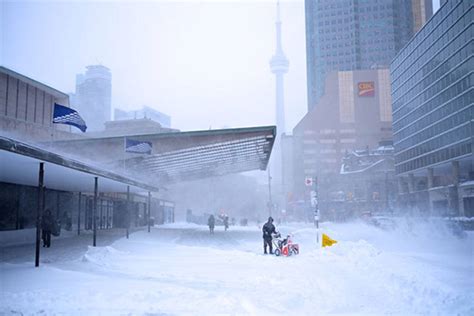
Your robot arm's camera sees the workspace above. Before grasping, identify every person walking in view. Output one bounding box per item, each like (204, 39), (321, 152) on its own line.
(223, 215), (229, 231)
(208, 215), (215, 234)
(42, 209), (53, 248)
(262, 216), (277, 254)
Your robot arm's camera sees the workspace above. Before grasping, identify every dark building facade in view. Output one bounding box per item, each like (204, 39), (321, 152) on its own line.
(305, 0), (432, 111)
(391, 0), (474, 217)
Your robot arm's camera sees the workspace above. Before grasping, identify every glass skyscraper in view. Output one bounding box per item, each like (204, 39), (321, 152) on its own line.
(391, 0), (473, 216)
(305, 0), (431, 111)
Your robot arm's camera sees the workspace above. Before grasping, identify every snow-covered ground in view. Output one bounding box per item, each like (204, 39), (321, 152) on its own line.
(1, 219), (473, 315)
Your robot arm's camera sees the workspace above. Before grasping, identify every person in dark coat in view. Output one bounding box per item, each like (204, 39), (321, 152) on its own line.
(262, 216), (277, 254)
(223, 215), (229, 231)
(42, 209), (53, 248)
(208, 215), (215, 234)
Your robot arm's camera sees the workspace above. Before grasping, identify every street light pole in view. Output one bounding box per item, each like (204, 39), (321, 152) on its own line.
(268, 168), (273, 217)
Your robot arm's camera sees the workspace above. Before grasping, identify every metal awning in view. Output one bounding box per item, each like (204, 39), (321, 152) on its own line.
(0, 136), (159, 193)
(51, 126), (276, 185)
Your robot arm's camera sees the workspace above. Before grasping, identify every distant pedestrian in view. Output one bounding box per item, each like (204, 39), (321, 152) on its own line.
(224, 215), (229, 231)
(208, 215), (215, 234)
(262, 217), (277, 254)
(42, 209), (53, 248)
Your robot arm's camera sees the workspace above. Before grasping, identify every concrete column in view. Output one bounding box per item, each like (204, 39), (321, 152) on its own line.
(427, 168), (434, 189)
(452, 161), (462, 216)
(147, 192), (151, 233)
(452, 161), (460, 185)
(126, 186), (130, 239)
(397, 177), (405, 194)
(427, 168), (434, 216)
(93, 177), (98, 247)
(77, 192), (82, 235)
(35, 162), (44, 268)
(408, 173), (415, 193)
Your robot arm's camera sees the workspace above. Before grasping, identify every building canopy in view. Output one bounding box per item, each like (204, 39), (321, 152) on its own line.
(0, 136), (159, 193)
(51, 126), (276, 186)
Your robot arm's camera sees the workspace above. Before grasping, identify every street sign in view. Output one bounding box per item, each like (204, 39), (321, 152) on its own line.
(305, 177), (313, 186)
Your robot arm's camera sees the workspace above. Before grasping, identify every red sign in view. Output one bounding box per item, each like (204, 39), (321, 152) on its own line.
(358, 82), (375, 97)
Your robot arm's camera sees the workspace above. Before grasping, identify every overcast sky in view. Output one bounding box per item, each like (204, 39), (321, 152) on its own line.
(1, 0), (308, 133)
(0, 0), (440, 133)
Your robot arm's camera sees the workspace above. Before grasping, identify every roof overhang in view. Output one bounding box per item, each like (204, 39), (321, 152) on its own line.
(51, 126), (276, 185)
(0, 136), (159, 193)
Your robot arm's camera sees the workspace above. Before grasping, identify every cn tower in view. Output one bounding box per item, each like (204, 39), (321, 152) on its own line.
(268, 0), (289, 212)
(270, 0), (289, 137)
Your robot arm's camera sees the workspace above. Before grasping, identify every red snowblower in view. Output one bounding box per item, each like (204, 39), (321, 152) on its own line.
(272, 233), (299, 256)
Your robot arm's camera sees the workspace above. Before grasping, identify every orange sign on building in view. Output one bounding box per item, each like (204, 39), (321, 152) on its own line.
(358, 82), (375, 97)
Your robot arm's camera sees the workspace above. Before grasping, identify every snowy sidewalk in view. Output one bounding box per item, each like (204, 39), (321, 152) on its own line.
(0, 227), (143, 264)
(1, 221), (473, 315)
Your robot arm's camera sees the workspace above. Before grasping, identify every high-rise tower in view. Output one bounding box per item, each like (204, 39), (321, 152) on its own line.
(270, 0), (289, 137)
(269, 0), (289, 212)
(305, 0), (432, 111)
(72, 65), (112, 131)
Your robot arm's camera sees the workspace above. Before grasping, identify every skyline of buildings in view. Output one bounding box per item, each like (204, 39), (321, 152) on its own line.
(304, 0), (433, 111)
(1, 1), (472, 220)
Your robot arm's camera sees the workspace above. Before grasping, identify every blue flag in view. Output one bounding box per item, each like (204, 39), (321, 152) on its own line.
(52, 103), (87, 132)
(125, 138), (152, 154)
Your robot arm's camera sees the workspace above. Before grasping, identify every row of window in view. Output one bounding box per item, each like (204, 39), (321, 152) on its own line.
(393, 37), (473, 106)
(392, 0), (470, 72)
(395, 117), (471, 162)
(393, 73), (473, 131)
(393, 53), (473, 116)
(394, 88), (473, 143)
(393, 20), (472, 103)
(395, 142), (472, 174)
(319, 18), (354, 26)
(320, 34), (354, 41)
(392, 16), (473, 103)
(321, 43), (354, 50)
(317, 2), (393, 12)
(392, 0), (472, 83)
(419, 40), (474, 80)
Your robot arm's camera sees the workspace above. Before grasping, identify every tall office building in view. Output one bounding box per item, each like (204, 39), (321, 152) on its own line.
(305, 0), (432, 111)
(391, 0), (473, 216)
(71, 65), (112, 131)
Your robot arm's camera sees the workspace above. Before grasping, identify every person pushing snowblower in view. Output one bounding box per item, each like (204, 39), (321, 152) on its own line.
(262, 217), (277, 254)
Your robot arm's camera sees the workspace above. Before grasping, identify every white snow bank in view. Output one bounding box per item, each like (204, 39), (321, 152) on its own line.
(1, 219), (473, 315)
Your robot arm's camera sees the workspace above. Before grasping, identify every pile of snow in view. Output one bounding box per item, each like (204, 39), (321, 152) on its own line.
(1, 219), (473, 315)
